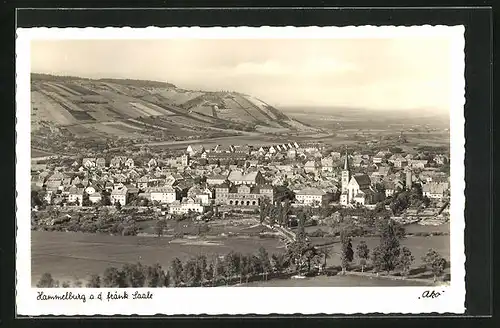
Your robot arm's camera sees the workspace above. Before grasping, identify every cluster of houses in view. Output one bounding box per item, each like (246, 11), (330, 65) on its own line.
(31, 141), (451, 214)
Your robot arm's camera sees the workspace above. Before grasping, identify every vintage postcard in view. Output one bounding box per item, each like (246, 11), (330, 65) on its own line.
(16, 26), (465, 315)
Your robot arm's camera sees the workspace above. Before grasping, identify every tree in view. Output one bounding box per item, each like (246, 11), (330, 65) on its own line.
(211, 255), (224, 287)
(101, 192), (111, 206)
(115, 201), (122, 211)
(286, 239), (319, 275)
(249, 255), (262, 278)
(340, 233), (354, 274)
(303, 246), (321, 274)
(275, 202), (283, 226)
(259, 197), (271, 224)
(122, 263), (146, 287)
(86, 274), (101, 287)
(240, 254), (250, 284)
(269, 206), (277, 227)
(155, 219), (167, 237)
(282, 199), (291, 227)
(102, 267), (126, 287)
(317, 247), (330, 271)
(390, 192), (409, 215)
(223, 251), (241, 285)
(398, 246), (414, 277)
(31, 190), (44, 208)
(196, 255), (208, 286)
(170, 258), (184, 287)
(259, 199), (266, 224)
(422, 249), (447, 282)
(257, 247), (271, 280)
(371, 219), (402, 274)
(82, 193), (91, 207)
(144, 263), (166, 287)
(183, 258), (199, 286)
(164, 270), (171, 287)
(270, 253), (287, 273)
(296, 212), (306, 241)
(356, 241), (370, 273)
(37, 273), (56, 287)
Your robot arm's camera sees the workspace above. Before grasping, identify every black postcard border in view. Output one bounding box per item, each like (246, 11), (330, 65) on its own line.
(1, 3), (495, 327)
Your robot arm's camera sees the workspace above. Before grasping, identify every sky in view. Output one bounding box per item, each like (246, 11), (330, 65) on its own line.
(31, 38), (452, 112)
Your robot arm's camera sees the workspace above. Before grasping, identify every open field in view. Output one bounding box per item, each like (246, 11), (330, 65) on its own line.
(31, 230), (283, 285)
(31, 148), (54, 158)
(300, 223), (449, 268)
(242, 274), (429, 287)
(32, 222), (449, 286)
(326, 235), (449, 268)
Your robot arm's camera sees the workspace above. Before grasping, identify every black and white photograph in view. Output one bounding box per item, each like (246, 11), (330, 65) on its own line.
(16, 26), (465, 315)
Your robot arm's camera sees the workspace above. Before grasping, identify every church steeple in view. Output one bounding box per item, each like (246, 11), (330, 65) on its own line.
(343, 146), (350, 171)
(341, 146), (350, 193)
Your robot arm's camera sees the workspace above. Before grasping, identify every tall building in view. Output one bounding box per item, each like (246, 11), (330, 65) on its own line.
(341, 148), (350, 192)
(406, 168), (413, 190)
(340, 147), (375, 206)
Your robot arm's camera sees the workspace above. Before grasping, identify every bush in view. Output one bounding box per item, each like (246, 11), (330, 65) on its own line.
(307, 229), (327, 237)
(37, 273), (57, 288)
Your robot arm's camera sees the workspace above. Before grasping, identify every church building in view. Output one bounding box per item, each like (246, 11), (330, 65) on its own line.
(340, 149), (375, 206)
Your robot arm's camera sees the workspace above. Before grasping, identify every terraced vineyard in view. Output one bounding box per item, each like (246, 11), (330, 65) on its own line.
(31, 73), (318, 142)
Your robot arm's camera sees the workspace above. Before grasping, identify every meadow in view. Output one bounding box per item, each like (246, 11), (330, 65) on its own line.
(242, 274), (429, 287)
(31, 230), (284, 285)
(31, 224), (449, 286)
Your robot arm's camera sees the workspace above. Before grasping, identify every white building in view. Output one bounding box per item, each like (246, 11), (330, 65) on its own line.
(321, 157), (334, 172)
(111, 187), (128, 206)
(340, 150), (375, 206)
(149, 186), (177, 204)
(422, 182), (449, 199)
(68, 187), (84, 206)
(295, 187), (327, 206)
(89, 192), (102, 204)
(169, 197), (205, 214)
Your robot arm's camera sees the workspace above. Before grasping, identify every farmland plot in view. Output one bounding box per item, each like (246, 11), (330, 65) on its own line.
(45, 82), (81, 97)
(65, 124), (101, 138)
(31, 91), (75, 125)
(243, 95), (282, 120)
(191, 105), (215, 117)
(80, 104), (117, 122)
(106, 101), (145, 119)
(186, 112), (217, 124)
(159, 89), (203, 105)
(129, 102), (163, 116)
(232, 95), (276, 124)
(104, 121), (146, 132)
(99, 82), (129, 95)
(217, 106), (255, 124)
(164, 115), (209, 128)
(64, 83), (99, 96)
(93, 123), (145, 138)
(42, 91), (97, 122)
(134, 117), (189, 133)
(138, 101), (177, 116)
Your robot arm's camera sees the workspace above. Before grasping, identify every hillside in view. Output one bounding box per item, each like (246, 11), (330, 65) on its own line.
(30, 74), (316, 141)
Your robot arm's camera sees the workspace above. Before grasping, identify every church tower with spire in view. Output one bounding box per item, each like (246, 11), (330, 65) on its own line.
(341, 147), (350, 193)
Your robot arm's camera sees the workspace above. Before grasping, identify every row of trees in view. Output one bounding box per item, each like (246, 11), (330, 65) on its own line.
(259, 198), (293, 227)
(337, 218), (447, 281)
(37, 246), (286, 288)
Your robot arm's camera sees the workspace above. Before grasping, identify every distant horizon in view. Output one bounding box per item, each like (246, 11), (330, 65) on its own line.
(31, 38), (452, 112)
(30, 71), (449, 115)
